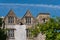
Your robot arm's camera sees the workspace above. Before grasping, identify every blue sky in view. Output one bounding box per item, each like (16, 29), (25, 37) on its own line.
(0, 0), (60, 5)
(0, 0), (60, 18)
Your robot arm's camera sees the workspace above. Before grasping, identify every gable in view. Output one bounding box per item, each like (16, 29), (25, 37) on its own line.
(4, 10), (18, 22)
(7, 10), (16, 16)
(37, 13), (50, 19)
(23, 10), (33, 18)
(21, 10), (36, 23)
(25, 11), (32, 17)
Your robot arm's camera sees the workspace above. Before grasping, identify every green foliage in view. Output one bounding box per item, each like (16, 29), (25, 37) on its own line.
(0, 28), (7, 40)
(29, 17), (60, 40)
(0, 18), (2, 26)
(0, 18), (7, 40)
(55, 33), (60, 40)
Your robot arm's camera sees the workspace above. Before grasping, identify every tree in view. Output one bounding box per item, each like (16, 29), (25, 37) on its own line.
(0, 18), (2, 27)
(29, 17), (60, 40)
(0, 18), (7, 40)
(0, 28), (7, 40)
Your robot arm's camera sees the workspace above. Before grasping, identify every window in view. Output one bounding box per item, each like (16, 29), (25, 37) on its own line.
(8, 16), (14, 24)
(26, 17), (31, 24)
(26, 29), (32, 37)
(43, 18), (45, 22)
(26, 29), (29, 37)
(8, 29), (14, 38)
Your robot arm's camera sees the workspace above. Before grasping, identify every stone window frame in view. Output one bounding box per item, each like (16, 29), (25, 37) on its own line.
(8, 16), (14, 24)
(25, 17), (31, 24)
(7, 29), (15, 39)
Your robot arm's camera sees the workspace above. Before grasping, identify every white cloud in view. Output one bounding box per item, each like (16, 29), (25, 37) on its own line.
(0, 3), (60, 9)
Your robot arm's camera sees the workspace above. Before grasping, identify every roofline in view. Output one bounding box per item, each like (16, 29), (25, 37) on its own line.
(22, 10), (35, 19)
(39, 13), (50, 15)
(4, 9), (18, 19)
(36, 13), (50, 18)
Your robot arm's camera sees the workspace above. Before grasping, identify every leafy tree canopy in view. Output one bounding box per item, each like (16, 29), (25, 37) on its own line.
(0, 28), (7, 40)
(29, 17), (60, 40)
(0, 18), (2, 26)
(0, 18), (7, 40)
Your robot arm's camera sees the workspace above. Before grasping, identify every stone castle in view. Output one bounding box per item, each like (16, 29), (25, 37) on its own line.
(2, 9), (50, 40)
(3, 9), (50, 28)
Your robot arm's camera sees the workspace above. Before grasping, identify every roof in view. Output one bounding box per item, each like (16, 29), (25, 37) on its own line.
(6, 9), (16, 16)
(4, 9), (18, 19)
(22, 10), (34, 19)
(39, 13), (50, 15)
(36, 13), (50, 17)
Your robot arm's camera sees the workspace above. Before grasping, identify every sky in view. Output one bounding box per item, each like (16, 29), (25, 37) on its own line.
(0, 0), (60, 18)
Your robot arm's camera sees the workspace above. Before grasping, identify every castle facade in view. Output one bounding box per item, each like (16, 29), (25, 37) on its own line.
(2, 9), (50, 40)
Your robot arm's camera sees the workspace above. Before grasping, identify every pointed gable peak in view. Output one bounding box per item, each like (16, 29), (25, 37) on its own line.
(9, 9), (13, 12)
(7, 9), (16, 16)
(9, 9), (14, 14)
(4, 9), (18, 20)
(25, 10), (32, 17)
(26, 10), (30, 13)
(22, 10), (34, 19)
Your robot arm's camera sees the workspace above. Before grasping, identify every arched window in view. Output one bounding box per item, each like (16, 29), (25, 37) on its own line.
(26, 17), (31, 24)
(8, 16), (14, 24)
